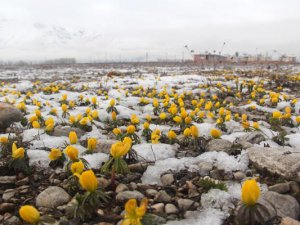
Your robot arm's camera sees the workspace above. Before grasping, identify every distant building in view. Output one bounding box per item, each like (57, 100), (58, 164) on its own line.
(193, 54), (227, 64)
(279, 55), (296, 63)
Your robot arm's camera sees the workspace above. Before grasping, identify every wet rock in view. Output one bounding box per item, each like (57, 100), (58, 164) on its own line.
(210, 169), (225, 180)
(289, 181), (300, 194)
(0, 103), (23, 131)
(247, 147), (300, 181)
(177, 198), (198, 211)
(165, 203), (179, 214)
(98, 177), (110, 189)
(36, 186), (71, 208)
(155, 190), (172, 203)
(269, 183), (290, 194)
(0, 176), (16, 184)
(116, 191), (144, 202)
(238, 131), (265, 144)
(262, 191), (300, 219)
(53, 125), (85, 138)
(160, 174), (174, 186)
(206, 139), (233, 154)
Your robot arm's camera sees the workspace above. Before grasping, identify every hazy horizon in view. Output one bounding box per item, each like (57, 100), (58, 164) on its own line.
(0, 0), (300, 62)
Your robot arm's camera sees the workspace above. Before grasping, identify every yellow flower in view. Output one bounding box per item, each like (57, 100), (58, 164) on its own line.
(32, 121), (40, 129)
(65, 145), (79, 161)
(87, 138), (97, 151)
(111, 111), (117, 121)
(79, 170), (98, 192)
(122, 198), (148, 225)
(242, 121), (250, 129)
(110, 98), (115, 107)
(79, 117), (89, 126)
(62, 104), (68, 112)
(127, 125), (136, 134)
(273, 111), (282, 119)
(45, 123), (54, 132)
(0, 136), (8, 144)
(173, 116), (182, 123)
(241, 179), (260, 206)
(69, 115), (76, 124)
(159, 113), (167, 120)
(19, 205), (40, 224)
(191, 125), (199, 138)
(242, 114), (247, 121)
(183, 128), (191, 137)
(35, 109), (41, 118)
(296, 116), (300, 124)
(131, 114), (139, 124)
(69, 131), (78, 144)
(71, 161), (84, 175)
(145, 114), (152, 122)
(45, 117), (54, 126)
(153, 99), (159, 107)
(92, 110), (99, 119)
(143, 122), (150, 129)
(253, 122), (260, 130)
(210, 128), (222, 139)
(167, 130), (177, 139)
(184, 116), (192, 124)
(111, 140), (132, 158)
(86, 107), (91, 115)
(48, 148), (62, 161)
(91, 96), (97, 105)
(12, 143), (25, 159)
(61, 94), (68, 101)
(113, 128), (122, 135)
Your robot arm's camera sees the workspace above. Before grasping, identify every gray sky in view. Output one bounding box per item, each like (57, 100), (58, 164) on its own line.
(0, 0), (299, 61)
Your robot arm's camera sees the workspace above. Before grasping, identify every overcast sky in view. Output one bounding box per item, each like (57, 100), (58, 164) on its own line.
(0, 0), (299, 61)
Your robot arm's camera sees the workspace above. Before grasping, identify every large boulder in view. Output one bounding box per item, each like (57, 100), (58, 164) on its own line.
(0, 103), (23, 131)
(36, 186), (71, 208)
(206, 139), (233, 154)
(247, 147), (300, 181)
(52, 125), (85, 138)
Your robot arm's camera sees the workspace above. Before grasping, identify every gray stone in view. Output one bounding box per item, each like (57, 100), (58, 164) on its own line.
(2, 189), (16, 201)
(151, 203), (164, 214)
(0, 176), (16, 184)
(36, 186), (71, 208)
(0, 103), (23, 131)
(247, 147), (300, 181)
(262, 191), (300, 219)
(280, 217), (300, 225)
(238, 131), (265, 144)
(0, 203), (15, 213)
(3, 215), (20, 225)
(116, 191), (144, 202)
(165, 203), (179, 214)
(210, 169), (225, 180)
(289, 181), (300, 194)
(94, 139), (116, 154)
(196, 162), (213, 176)
(98, 177), (110, 189)
(146, 189), (158, 197)
(177, 198), (198, 211)
(155, 190), (172, 203)
(116, 184), (128, 193)
(53, 125), (85, 138)
(269, 183), (290, 194)
(233, 171), (246, 181)
(160, 174), (174, 186)
(206, 139), (233, 154)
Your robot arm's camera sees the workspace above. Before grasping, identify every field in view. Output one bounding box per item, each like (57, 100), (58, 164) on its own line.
(1, 64), (300, 225)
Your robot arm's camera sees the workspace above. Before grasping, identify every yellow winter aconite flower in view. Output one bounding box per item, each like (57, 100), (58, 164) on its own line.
(183, 128), (191, 137)
(210, 128), (222, 139)
(61, 104), (68, 112)
(191, 125), (199, 138)
(91, 96), (97, 105)
(71, 161), (84, 175)
(113, 128), (122, 135)
(0, 136), (8, 144)
(65, 145), (79, 161)
(48, 148), (62, 161)
(79, 117), (89, 125)
(19, 205), (40, 224)
(296, 116), (300, 124)
(111, 111), (117, 121)
(159, 112), (167, 120)
(32, 121), (40, 129)
(79, 170), (98, 192)
(131, 114), (139, 124)
(110, 98), (115, 106)
(12, 143), (25, 159)
(241, 179), (260, 206)
(167, 130), (177, 139)
(242, 121), (250, 129)
(127, 125), (136, 134)
(87, 138), (97, 151)
(122, 198), (148, 225)
(253, 122), (260, 130)
(35, 109), (42, 118)
(69, 131), (78, 144)
(111, 139), (132, 158)
(273, 111), (282, 119)
(143, 122), (150, 129)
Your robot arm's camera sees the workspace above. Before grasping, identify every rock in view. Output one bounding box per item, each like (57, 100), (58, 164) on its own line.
(0, 203), (15, 213)
(206, 139), (233, 154)
(0, 103), (23, 131)
(177, 198), (198, 211)
(247, 147), (300, 181)
(15, 177), (29, 186)
(225, 96), (239, 105)
(53, 125), (85, 138)
(210, 169), (225, 180)
(36, 186), (71, 208)
(155, 190), (172, 203)
(94, 139), (116, 154)
(196, 161), (213, 176)
(233, 171), (246, 181)
(151, 203), (164, 214)
(3, 215), (20, 225)
(2, 189), (16, 201)
(238, 131), (265, 144)
(237, 141), (254, 149)
(98, 177), (110, 189)
(289, 181), (300, 194)
(116, 184), (128, 193)
(0, 176), (16, 184)
(165, 204), (179, 214)
(280, 217), (300, 225)
(160, 174), (174, 186)
(146, 189), (158, 197)
(262, 191), (300, 219)
(269, 183), (290, 194)
(116, 191), (144, 202)
(128, 163), (149, 173)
